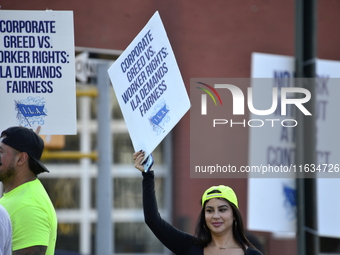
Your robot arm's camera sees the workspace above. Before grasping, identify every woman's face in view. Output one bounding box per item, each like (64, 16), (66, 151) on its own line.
(204, 198), (234, 235)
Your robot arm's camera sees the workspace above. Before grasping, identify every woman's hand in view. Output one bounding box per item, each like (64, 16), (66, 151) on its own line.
(133, 150), (145, 172)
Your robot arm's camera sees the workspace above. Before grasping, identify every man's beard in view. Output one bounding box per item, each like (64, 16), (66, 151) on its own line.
(0, 162), (16, 182)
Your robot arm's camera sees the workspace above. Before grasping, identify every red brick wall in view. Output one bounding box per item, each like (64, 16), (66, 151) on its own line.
(3, 1), (340, 254)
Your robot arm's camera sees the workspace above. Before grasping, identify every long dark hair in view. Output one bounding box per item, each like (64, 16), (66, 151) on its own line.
(194, 190), (253, 253)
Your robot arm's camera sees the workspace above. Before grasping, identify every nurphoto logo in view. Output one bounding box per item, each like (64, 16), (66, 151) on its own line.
(196, 81), (312, 128)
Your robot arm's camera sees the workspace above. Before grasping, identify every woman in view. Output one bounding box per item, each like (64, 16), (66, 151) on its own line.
(134, 151), (263, 255)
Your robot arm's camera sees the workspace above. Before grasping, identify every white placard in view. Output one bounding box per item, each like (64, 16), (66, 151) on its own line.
(108, 11), (190, 157)
(0, 10), (76, 134)
(248, 52), (340, 237)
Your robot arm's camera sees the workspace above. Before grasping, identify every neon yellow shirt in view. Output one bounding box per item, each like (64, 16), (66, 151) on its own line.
(0, 179), (57, 254)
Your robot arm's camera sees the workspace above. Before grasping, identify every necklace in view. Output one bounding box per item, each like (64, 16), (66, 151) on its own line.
(212, 242), (239, 250)
(212, 243), (227, 250)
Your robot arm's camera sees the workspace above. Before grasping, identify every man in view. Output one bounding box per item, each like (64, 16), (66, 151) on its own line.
(0, 204), (12, 255)
(0, 126), (57, 255)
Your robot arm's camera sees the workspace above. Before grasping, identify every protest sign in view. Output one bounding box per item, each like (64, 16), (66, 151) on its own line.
(108, 11), (190, 157)
(0, 10), (76, 134)
(247, 52), (340, 237)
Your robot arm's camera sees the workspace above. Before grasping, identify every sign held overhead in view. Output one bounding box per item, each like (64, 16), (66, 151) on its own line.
(0, 10), (77, 135)
(108, 11), (190, 159)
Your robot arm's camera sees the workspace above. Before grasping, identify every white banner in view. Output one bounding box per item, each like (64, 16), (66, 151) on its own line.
(248, 52), (340, 237)
(108, 11), (190, 157)
(0, 10), (76, 134)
